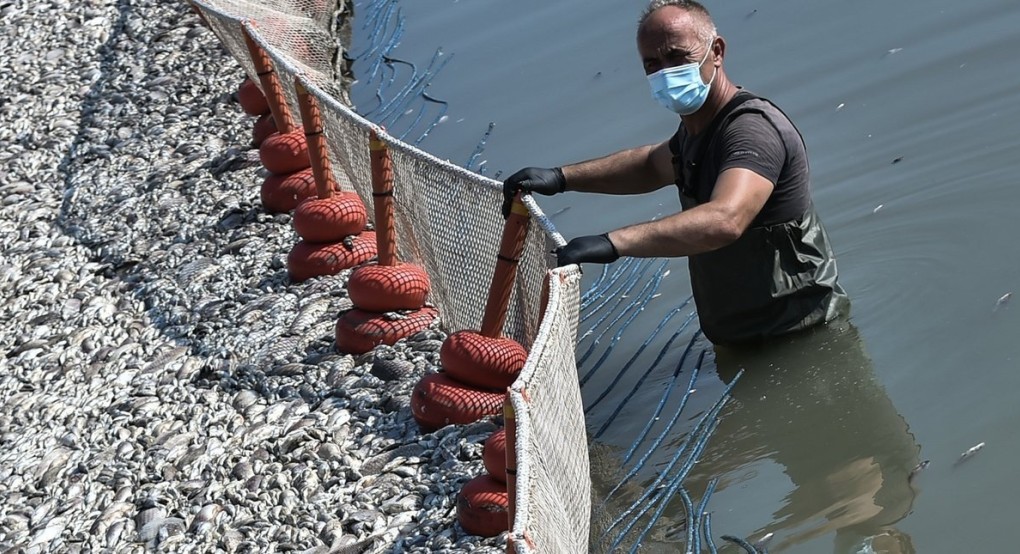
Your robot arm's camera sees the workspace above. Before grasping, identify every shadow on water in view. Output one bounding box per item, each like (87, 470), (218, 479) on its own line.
(703, 322), (919, 553)
(583, 277), (926, 554)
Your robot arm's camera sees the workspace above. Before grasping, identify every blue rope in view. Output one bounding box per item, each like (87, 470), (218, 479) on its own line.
(583, 302), (690, 413)
(413, 89), (449, 146)
(602, 368), (741, 543)
(580, 257), (638, 310)
(605, 339), (702, 500)
(591, 311), (697, 432)
(619, 411), (723, 552)
(692, 478), (719, 554)
(577, 264), (668, 373)
(379, 50), (451, 125)
(721, 535), (761, 553)
(365, 55), (413, 117)
(466, 122), (495, 171)
(580, 259), (662, 328)
(371, 47), (435, 121)
(583, 261), (669, 381)
(581, 264), (612, 304)
(580, 258), (648, 317)
(705, 512), (719, 554)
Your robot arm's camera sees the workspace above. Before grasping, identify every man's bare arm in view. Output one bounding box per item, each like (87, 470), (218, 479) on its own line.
(607, 167), (773, 257)
(561, 140), (674, 195)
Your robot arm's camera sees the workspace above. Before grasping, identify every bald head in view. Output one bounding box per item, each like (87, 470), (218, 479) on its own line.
(637, 0), (721, 76)
(639, 0), (717, 44)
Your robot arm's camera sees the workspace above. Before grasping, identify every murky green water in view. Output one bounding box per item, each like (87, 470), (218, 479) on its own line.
(352, 0), (1020, 551)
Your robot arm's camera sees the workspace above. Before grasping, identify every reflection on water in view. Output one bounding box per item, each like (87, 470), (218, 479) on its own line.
(591, 321), (921, 553)
(693, 322), (919, 553)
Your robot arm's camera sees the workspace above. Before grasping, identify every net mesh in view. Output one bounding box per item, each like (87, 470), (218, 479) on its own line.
(188, 0), (589, 551)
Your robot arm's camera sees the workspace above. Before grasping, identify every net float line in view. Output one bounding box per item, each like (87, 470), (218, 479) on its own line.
(237, 77), (269, 117)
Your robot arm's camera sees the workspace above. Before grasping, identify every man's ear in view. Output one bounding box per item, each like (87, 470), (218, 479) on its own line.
(713, 36), (726, 66)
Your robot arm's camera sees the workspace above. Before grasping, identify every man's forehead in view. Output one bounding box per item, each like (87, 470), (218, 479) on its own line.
(638, 8), (704, 49)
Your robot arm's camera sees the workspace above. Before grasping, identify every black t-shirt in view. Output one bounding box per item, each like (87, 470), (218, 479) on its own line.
(675, 95), (811, 226)
(668, 91), (849, 344)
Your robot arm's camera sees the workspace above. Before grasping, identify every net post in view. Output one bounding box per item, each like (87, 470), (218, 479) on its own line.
(294, 78), (334, 199)
(504, 395), (518, 553)
(242, 26), (295, 134)
(480, 193), (530, 338)
(369, 129), (398, 267)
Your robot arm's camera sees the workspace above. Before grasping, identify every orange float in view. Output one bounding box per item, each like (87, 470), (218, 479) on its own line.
(440, 331), (527, 391)
(286, 231), (377, 283)
(293, 193), (367, 243)
(335, 306), (438, 355)
(482, 428), (507, 483)
(457, 474), (509, 537)
(252, 113), (277, 146)
(411, 372), (505, 432)
(237, 77), (269, 116)
(260, 130), (310, 175)
(260, 168), (317, 213)
(348, 263), (430, 312)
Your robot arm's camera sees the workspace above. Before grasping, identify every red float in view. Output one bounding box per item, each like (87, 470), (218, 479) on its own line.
(457, 474), (509, 537)
(237, 77), (269, 116)
(286, 231), (377, 283)
(482, 428), (507, 484)
(440, 330), (528, 391)
(293, 193), (367, 243)
(411, 373), (504, 432)
(260, 168), (317, 214)
(335, 307), (438, 356)
(260, 130), (310, 175)
(348, 263), (430, 312)
(252, 113), (278, 146)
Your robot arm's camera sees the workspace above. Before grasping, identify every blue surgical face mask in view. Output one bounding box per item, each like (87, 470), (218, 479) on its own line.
(647, 39), (717, 116)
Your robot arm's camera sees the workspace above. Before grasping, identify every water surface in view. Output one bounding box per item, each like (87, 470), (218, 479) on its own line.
(351, 1), (1020, 551)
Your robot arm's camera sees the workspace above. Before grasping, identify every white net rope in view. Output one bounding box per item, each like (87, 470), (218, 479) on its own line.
(188, 0), (589, 552)
(511, 266), (589, 553)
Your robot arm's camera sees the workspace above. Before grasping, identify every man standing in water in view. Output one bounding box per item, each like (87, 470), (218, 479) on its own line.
(505, 2), (920, 551)
(502, 0), (848, 345)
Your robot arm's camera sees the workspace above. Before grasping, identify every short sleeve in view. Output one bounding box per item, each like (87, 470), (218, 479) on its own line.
(718, 112), (786, 185)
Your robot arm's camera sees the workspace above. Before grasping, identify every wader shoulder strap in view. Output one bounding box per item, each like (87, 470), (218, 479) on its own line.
(686, 90), (758, 190)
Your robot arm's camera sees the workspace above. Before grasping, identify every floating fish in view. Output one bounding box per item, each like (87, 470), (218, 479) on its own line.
(955, 442), (986, 466)
(908, 460), (930, 483)
(994, 292), (1012, 311)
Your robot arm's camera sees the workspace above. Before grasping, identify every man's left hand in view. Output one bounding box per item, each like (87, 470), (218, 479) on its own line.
(556, 234), (620, 267)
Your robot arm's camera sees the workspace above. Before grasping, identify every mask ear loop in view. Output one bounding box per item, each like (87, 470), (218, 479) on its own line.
(701, 37), (718, 87)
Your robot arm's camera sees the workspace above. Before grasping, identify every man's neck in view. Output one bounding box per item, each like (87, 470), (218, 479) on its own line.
(681, 77), (738, 136)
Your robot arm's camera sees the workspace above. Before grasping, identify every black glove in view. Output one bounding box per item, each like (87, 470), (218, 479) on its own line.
(501, 167), (566, 218)
(556, 234), (620, 267)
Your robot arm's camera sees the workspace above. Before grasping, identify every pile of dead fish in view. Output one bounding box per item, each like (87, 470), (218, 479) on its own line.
(0, 0), (504, 551)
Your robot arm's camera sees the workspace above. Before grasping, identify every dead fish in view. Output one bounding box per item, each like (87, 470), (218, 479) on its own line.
(908, 460), (930, 483)
(955, 442), (985, 466)
(994, 292), (1012, 311)
(753, 532), (775, 551)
